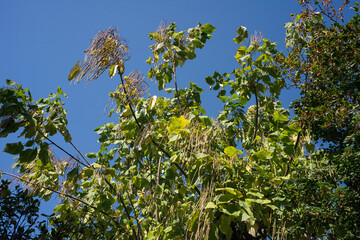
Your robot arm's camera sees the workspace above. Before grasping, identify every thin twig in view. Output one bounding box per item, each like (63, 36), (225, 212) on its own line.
(1, 171), (138, 238)
(155, 157), (162, 222)
(252, 82), (259, 142)
(2, 171), (104, 217)
(37, 130), (87, 168)
(171, 58), (182, 114)
(69, 141), (92, 167)
(39, 129), (139, 239)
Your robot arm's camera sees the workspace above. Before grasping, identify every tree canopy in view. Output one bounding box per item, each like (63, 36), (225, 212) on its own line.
(0, 180), (49, 239)
(0, 0), (359, 239)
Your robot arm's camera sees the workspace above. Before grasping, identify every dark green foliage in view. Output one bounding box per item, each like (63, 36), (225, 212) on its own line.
(0, 180), (49, 239)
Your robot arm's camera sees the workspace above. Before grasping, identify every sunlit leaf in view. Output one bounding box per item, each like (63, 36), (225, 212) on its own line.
(109, 64), (118, 78)
(224, 146), (242, 158)
(205, 202), (217, 209)
(233, 26), (248, 44)
(273, 111), (288, 122)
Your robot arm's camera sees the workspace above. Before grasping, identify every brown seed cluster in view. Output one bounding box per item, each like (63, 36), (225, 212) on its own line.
(75, 28), (129, 84)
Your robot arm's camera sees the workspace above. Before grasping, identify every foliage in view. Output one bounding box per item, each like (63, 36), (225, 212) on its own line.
(284, 0), (360, 238)
(1, 1), (359, 239)
(0, 180), (49, 239)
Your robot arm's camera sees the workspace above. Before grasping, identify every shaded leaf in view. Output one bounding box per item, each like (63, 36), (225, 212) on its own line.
(219, 215), (233, 240)
(3, 142), (24, 155)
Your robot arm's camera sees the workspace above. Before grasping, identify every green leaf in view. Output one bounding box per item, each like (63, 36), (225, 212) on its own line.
(220, 204), (241, 217)
(246, 198), (271, 204)
(86, 152), (97, 159)
(19, 148), (37, 163)
(45, 122), (57, 136)
(216, 187), (242, 197)
(273, 176), (290, 184)
(246, 191), (264, 199)
(6, 79), (19, 87)
(148, 96), (157, 110)
(254, 150), (271, 160)
(219, 215), (233, 240)
(164, 226), (172, 233)
(233, 26), (248, 44)
(82, 181), (92, 188)
(305, 142), (315, 153)
(63, 130), (72, 142)
(224, 146), (242, 158)
(205, 202), (217, 209)
(145, 56), (152, 64)
(104, 167), (116, 177)
(189, 210), (200, 232)
(100, 192), (115, 211)
(168, 116), (190, 134)
(267, 205), (278, 210)
(56, 86), (67, 97)
(194, 152), (209, 159)
(92, 163), (103, 169)
(237, 46), (247, 56)
(39, 143), (50, 165)
(273, 111), (288, 122)
(83, 168), (94, 177)
(217, 194), (238, 204)
(68, 61), (81, 81)
(241, 212), (251, 221)
(312, 12), (323, 22)
(153, 184), (163, 196)
(201, 23), (216, 34)
(109, 64), (118, 78)
(205, 76), (215, 85)
(3, 142), (24, 155)
(219, 96), (229, 103)
(247, 222), (258, 237)
(199, 116), (212, 126)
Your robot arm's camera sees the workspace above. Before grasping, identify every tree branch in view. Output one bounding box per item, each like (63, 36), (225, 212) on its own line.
(37, 130), (88, 168)
(1, 171), (106, 217)
(39, 129), (139, 239)
(69, 141), (92, 167)
(171, 57), (182, 114)
(2, 171), (138, 239)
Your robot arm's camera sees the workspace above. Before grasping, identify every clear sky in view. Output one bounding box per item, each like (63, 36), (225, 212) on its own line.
(0, 0), (329, 216)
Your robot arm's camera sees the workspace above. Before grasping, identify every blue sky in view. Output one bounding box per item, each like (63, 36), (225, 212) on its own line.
(0, 0), (321, 216)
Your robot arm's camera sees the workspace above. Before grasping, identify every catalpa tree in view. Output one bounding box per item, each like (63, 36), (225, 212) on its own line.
(0, 0), (358, 239)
